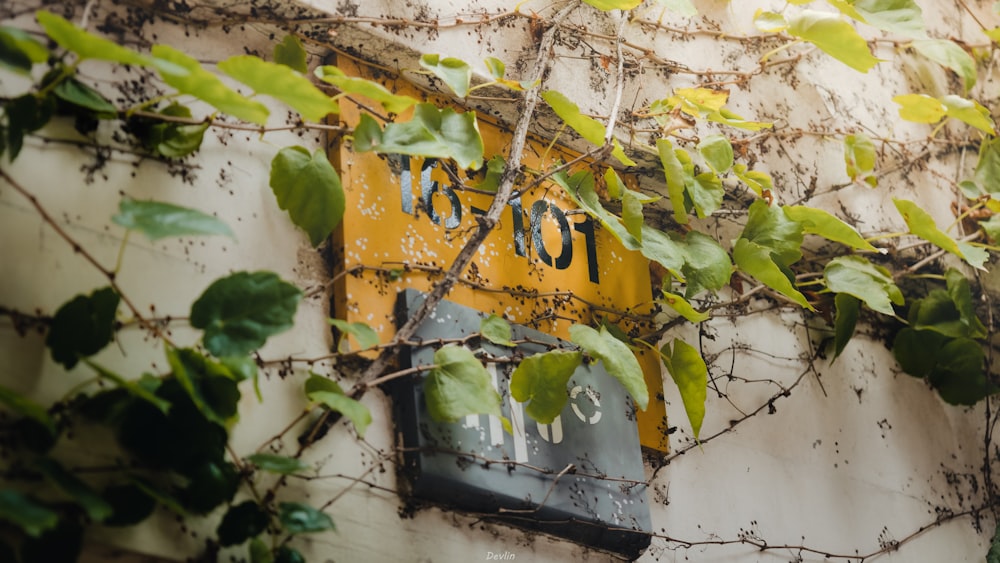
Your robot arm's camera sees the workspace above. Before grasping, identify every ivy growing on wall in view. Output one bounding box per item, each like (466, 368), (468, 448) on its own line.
(2, 0), (1000, 561)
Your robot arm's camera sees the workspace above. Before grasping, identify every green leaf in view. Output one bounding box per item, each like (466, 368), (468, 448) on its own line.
(569, 325), (649, 410)
(46, 287), (119, 370)
(165, 347), (241, 425)
(892, 93), (945, 123)
(732, 164), (775, 197)
(5, 93), (55, 161)
(654, 0), (697, 16)
(622, 190), (644, 243)
(832, 293), (861, 360)
(690, 171), (724, 218)
(0, 26), (47, 75)
(424, 345), (503, 422)
(787, 10), (879, 73)
(554, 171), (638, 250)
(250, 538), (273, 563)
(473, 155), (506, 192)
(275, 547), (305, 563)
(309, 391), (372, 438)
(941, 95), (995, 135)
(944, 268), (988, 338)
(151, 45), (270, 125)
(0, 384), (56, 436)
(697, 134), (733, 175)
(102, 485), (155, 527)
(639, 224), (685, 275)
(975, 136), (1000, 194)
(835, 0), (925, 37)
(34, 457), (112, 522)
(541, 90), (635, 166)
(84, 360), (171, 414)
(269, 146), (345, 247)
(680, 231), (732, 297)
(957, 241), (989, 270)
(741, 199), (804, 266)
(53, 78), (116, 116)
(929, 337), (992, 405)
(218, 55), (339, 122)
(659, 292), (710, 323)
(178, 460), (239, 514)
(274, 35), (308, 73)
(754, 10), (788, 33)
(37, 11), (149, 66)
(842, 133), (877, 186)
(823, 256), (902, 316)
(784, 205), (878, 252)
(353, 105), (485, 170)
(510, 350), (583, 423)
(314, 65), (417, 114)
(278, 502), (335, 534)
(893, 327), (947, 378)
(912, 39), (976, 91)
(582, 0), (643, 10)
(893, 198), (981, 268)
(657, 138), (690, 224)
(480, 315), (515, 347)
(0, 490), (57, 537)
(135, 103), (209, 158)
(247, 453), (310, 475)
(988, 521), (1000, 563)
(733, 238), (813, 310)
(660, 339), (707, 440)
(113, 197), (233, 241)
(190, 271), (302, 357)
(419, 54), (472, 98)
(217, 501), (269, 547)
(906, 271), (987, 339)
(329, 318), (379, 351)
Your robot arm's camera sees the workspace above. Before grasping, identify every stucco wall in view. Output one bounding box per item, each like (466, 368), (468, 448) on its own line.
(2, 0), (999, 561)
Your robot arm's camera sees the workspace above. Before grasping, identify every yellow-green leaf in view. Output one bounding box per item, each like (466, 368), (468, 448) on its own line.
(941, 95), (995, 135)
(657, 138), (689, 224)
(654, 0), (697, 17)
(582, 0), (643, 10)
(697, 134), (733, 175)
(480, 315), (515, 347)
(912, 39), (976, 91)
(824, 255), (903, 316)
(733, 238), (813, 310)
(419, 54), (471, 98)
(218, 55), (339, 122)
(37, 11), (149, 66)
(622, 190), (644, 243)
(569, 325), (648, 410)
(274, 34), (307, 73)
(754, 10), (788, 33)
(424, 346), (503, 422)
(787, 10), (879, 73)
(659, 292), (710, 323)
(842, 133), (877, 186)
(783, 205), (878, 252)
(894, 198), (983, 268)
(541, 90), (634, 166)
(314, 65), (417, 114)
(893, 93), (945, 123)
(732, 164), (774, 197)
(510, 350), (583, 424)
(660, 339), (707, 441)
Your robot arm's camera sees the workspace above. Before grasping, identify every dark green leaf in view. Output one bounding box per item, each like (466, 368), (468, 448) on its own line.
(833, 293), (861, 360)
(165, 347), (241, 425)
(190, 271), (302, 357)
(178, 460), (239, 514)
(247, 453), (310, 475)
(274, 35), (308, 73)
(102, 484), (155, 526)
(424, 345), (503, 422)
(660, 339), (707, 440)
(6, 93), (56, 160)
(37, 11), (149, 65)
(34, 457), (112, 522)
(151, 45), (270, 125)
(929, 338), (993, 405)
(20, 512), (82, 563)
(278, 502), (335, 534)
(219, 55), (339, 122)
(420, 54), (471, 97)
(480, 315), (515, 347)
(218, 501), (270, 547)
(823, 256), (902, 316)
(113, 197), (233, 241)
(129, 475), (188, 516)
(510, 350), (583, 423)
(0, 490), (58, 537)
(275, 546), (306, 563)
(314, 65), (417, 114)
(329, 318), (379, 351)
(353, 105), (485, 170)
(0, 384), (56, 436)
(945, 268), (988, 338)
(135, 103), (210, 158)
(894, 327), (947, 378)
(987, 521), (1000, 563)
(53, 77), (116, 116)
(269, 145), (345, 246)
(569, 324), (649, 410)
(309, 391), (371, 438)
(250, 538), (274, 563)
(46, 286), (119, 369)
(0, 26), (47, 74)
(85, 360), (171, 413)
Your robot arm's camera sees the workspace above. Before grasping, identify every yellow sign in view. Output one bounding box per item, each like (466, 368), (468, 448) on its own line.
(330, 57), (668, 453)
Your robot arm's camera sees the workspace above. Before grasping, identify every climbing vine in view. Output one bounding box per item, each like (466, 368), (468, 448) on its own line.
(2, 0), (1000, 561)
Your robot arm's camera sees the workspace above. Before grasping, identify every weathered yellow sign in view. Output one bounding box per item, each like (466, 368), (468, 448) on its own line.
(330, 57), (669, 452)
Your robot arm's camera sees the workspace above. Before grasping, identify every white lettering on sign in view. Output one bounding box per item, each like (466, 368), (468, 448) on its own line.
(485, 551), (516, 560)
(537, 416), (563, 444)
(570, 385), (602, 425)
(397, 156), (600, 283)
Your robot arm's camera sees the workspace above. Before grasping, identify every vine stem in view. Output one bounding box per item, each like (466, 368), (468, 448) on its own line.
(294, 0), (581, 449)
(0, 168), (163, 340)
